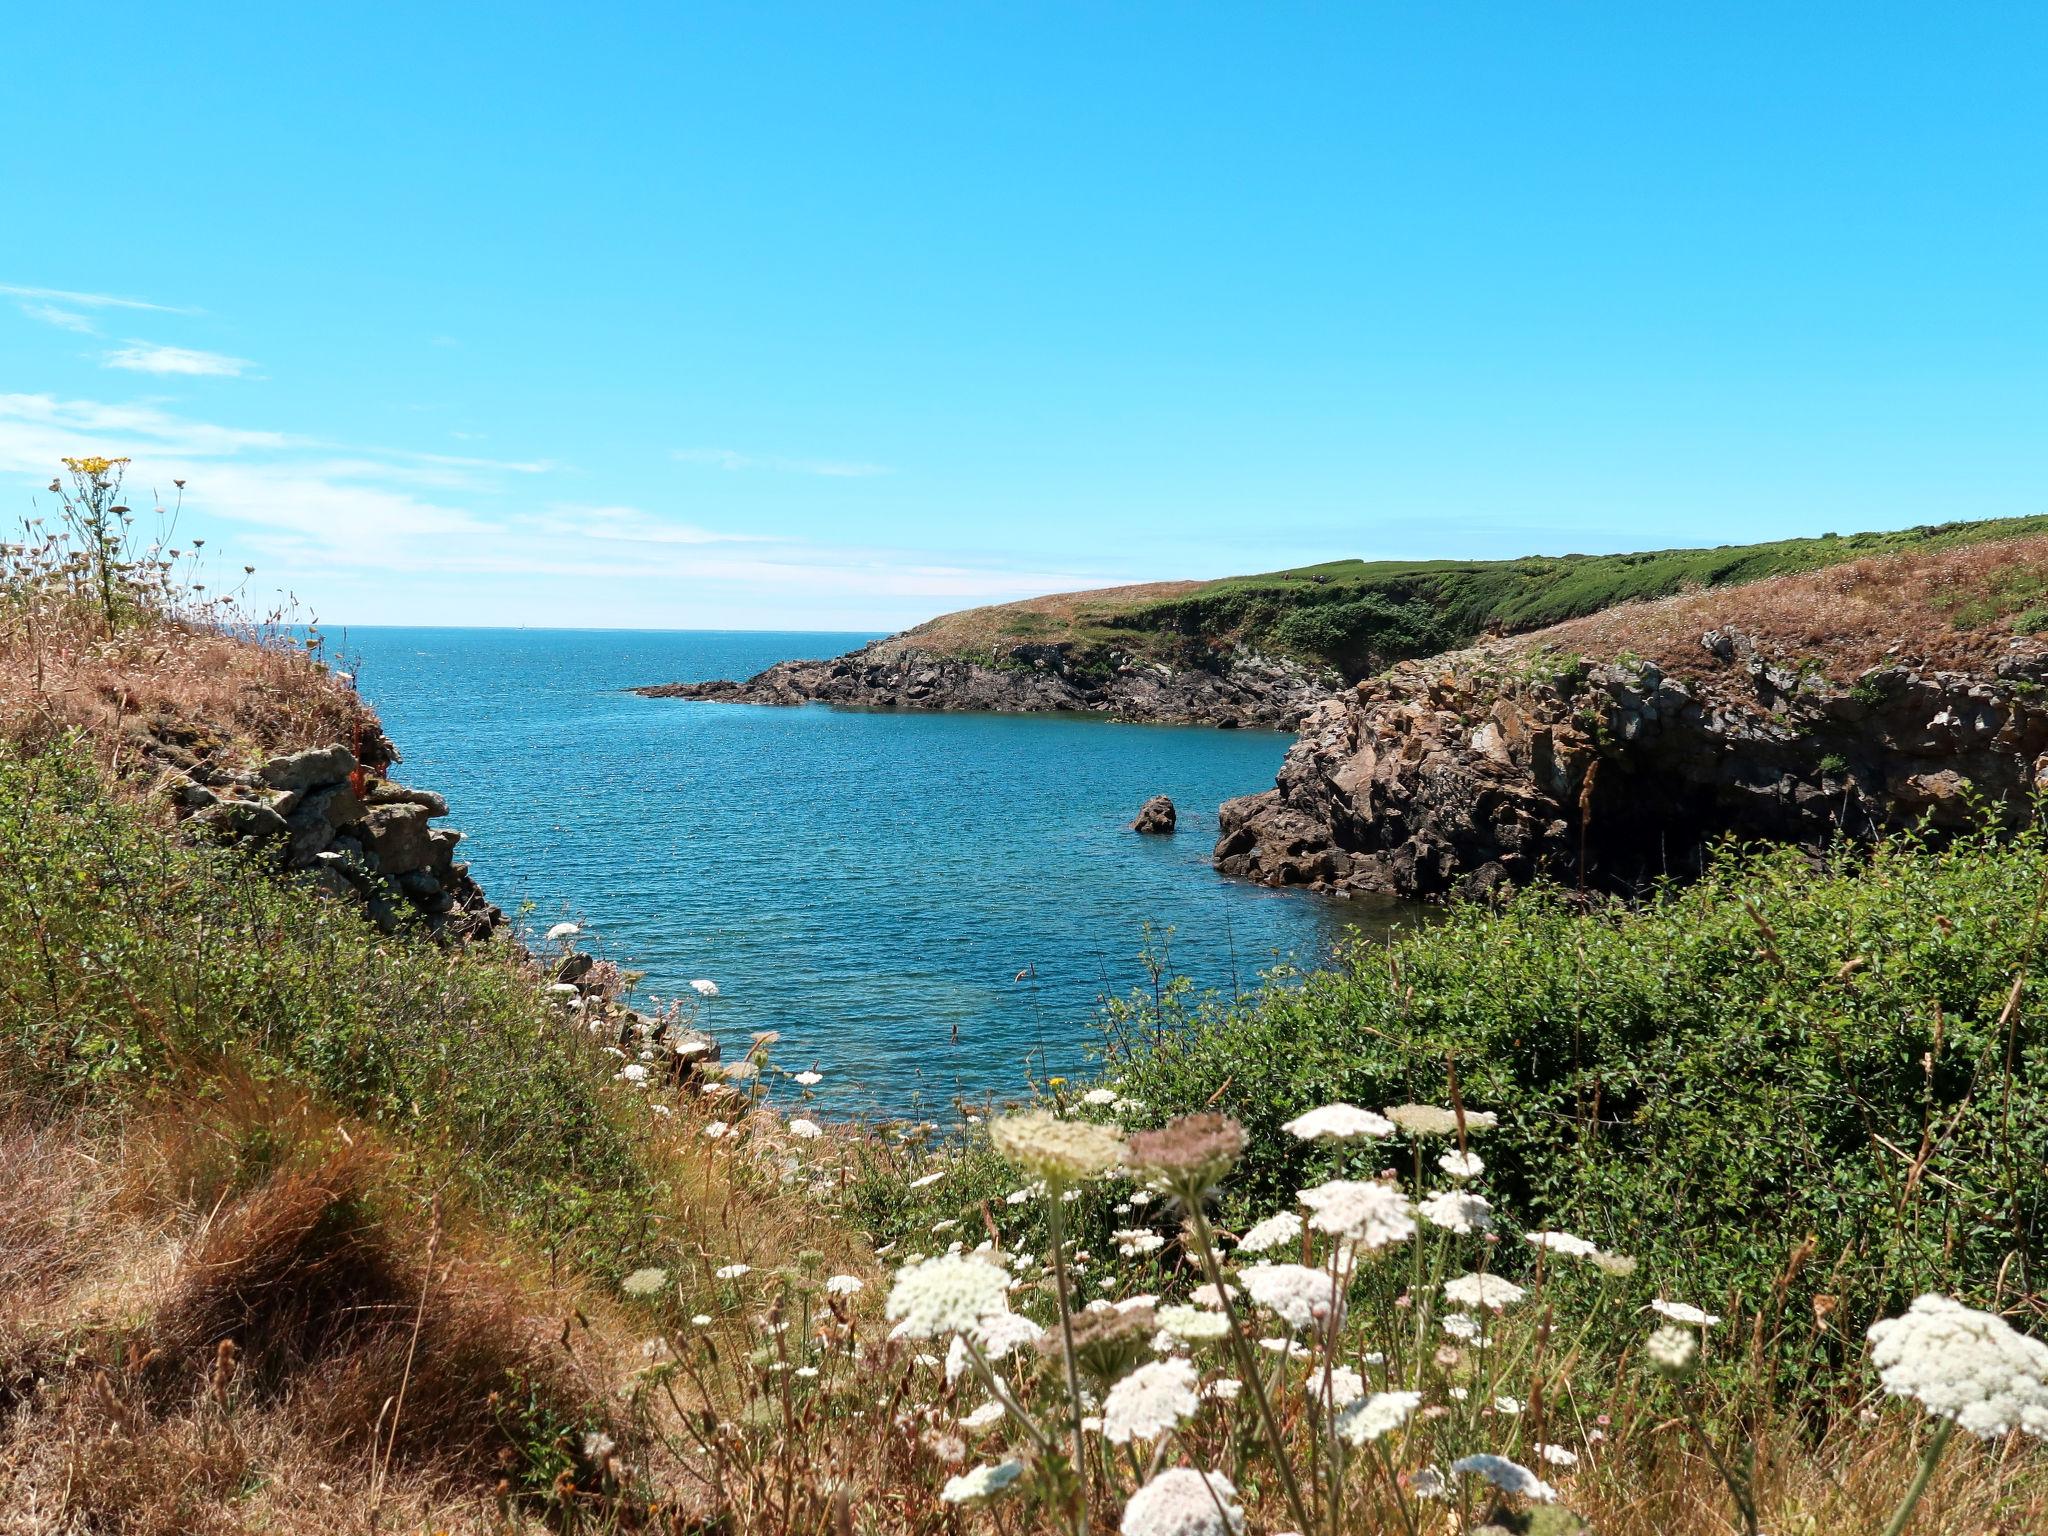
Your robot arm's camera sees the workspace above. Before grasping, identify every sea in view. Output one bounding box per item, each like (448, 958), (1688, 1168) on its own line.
(339, 628), (1418, 1116)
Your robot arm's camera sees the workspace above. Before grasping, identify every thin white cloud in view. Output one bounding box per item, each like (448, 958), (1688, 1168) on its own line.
(529, 503), (790, 547)
(103, 342), (256, 378)
(0, 283), (193, 314)
(674, 447), (891, 478)
(19, 302), (98, 333)
(0, 393), (296, 459)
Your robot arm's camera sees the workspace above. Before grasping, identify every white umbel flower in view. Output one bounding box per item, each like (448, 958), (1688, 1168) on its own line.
(824, 1274), (864, 1296)
(1234, 1211), (1303, 1253)
(1306, 1362), (1366, 1406)
(1443, 1272), (1525, 1311)
(1102, 1357), (1201, 1444)
(976, 1309), (1046, 1359)
(1155, 1304), (1232, 1345)
(1650, 1298), (1721, 1327)
(885, 1255), (1012, 1339)
(1282, 1103), (1394, 1142)
(1298, 1179), (1415, 1250)
(1647, 1324), (1699, 1376)
(1335, 1389), (1421, 1444)
(959, 1401), (1006, 1429)
(1419, 1190), (1494, 1235)
(1240, 1263), (1343, 1332)
(789, 1117), (822, 1139)
(1437, 1149), (1485, 1180)
(1867, 1294), (2048, 1438)
(940, 1460), (1025, 1504)
(545, 921), (581, 942)
(1450, 1453), (1557, 1503)
(689, 978), (719, 997)
(1526, 1229), (1598, 1259)
(1119, 1467), (1244, 1535)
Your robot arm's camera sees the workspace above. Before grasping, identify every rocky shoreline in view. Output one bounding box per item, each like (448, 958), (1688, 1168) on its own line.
(634, 638), (1336, 729)
(1215, 632), (2048, 901)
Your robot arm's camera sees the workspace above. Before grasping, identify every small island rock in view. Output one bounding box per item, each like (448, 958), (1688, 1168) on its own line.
(1132, 794), (1177, 834)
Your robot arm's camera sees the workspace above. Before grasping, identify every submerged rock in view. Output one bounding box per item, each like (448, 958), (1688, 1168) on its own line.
(1132, 795), (1177, 834)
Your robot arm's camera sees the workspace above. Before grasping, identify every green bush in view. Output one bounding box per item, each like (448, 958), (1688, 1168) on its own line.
(0, 740), (661, 1275)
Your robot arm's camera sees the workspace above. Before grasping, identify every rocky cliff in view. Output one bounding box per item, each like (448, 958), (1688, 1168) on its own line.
(636, 638), (1334, 729)
(1216, 539), (2048, 899)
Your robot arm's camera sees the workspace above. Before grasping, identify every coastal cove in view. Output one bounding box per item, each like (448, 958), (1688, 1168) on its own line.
(342, 627), (1407, 1113)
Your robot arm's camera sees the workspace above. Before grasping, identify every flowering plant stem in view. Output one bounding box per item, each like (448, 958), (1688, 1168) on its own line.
(1879, 1417), (1954, 1536)
(1043, 1192), (1091, 1536)
(1187, 1203), (1316, 1536)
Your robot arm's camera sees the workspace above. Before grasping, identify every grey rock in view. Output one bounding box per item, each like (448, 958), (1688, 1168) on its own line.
(365, 782), (450, 817)
(185, 799), (291, 845)
(358, 803), (434, 875)
(258, 743), (357, 792)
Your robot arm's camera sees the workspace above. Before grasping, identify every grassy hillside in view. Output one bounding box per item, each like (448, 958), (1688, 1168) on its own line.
(899, 513), (2048, 678)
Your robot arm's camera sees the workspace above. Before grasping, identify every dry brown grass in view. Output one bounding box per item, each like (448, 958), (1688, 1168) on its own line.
(887, 579), (1204, 657)
(1507, 533), (2048, 704)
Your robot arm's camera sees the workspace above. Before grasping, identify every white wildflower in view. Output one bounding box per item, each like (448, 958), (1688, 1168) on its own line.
(1307, 1363), (1366, 1406)
(793, 1070), (823, 1085)
(715, 1263), (750, 1280)
(621, 1267), (669, 1297)
(1494, 1395), (1523, 1414)
(940, 1460), (1025, 1504)
(909, 1170), (946, 1189)
(1451, 1454), (1556, 1502)
(786, 1116), (822, 1139)
(614, 1063), (650, 1085)
(1867, 1294), (2048, 1438)
(689, 978), (719, 997)
(885, 1254), (1012, 1339)
(1526, 1229), (1598, 1259)
(1648, 1324), (1700, 1376)
(704, 1120), (729, 1139)
(1437, 1149), (1485, 1180)
(1385, 1103), (1499, 1137)
(1298, 1179), (1415, 1250)
(1101, 1357), (1201, 1444)
(1335, 1389), (1421, 1445)
(1155, 1305), (1232, 1345)
(1236, 1211), (1304, 1253)
(959, 1400), (1006, 1429)
(1240, 1263), (1343, 1332)
(824, 1274), (864, 1296)
(1419, 1189), (1493, 1235)
(545, 921), (580, 942)
(1443, 1272), (1525, 1311)
(1119, 1467), (1243, 1535)
(1282, 1102), (1394, 1142)
(1083, 1087), (1119, 1105)
(1440, 1311), (1483, 1342)
(1116, 1228), (1167, 1257)
(1538, 1443), (1578, 1466)
(1409, 1466), (1448, 1500)
(976, 1310), (1045, 1359)
(1203, 1376), (1242, 1401)
(1651, 1298), (1722, 1327)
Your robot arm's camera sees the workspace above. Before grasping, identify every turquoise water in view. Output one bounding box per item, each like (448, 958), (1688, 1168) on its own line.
(341, 628), (1405, 1114)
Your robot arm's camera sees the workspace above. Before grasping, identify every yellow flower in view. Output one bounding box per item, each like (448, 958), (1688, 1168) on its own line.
(61, 455), (130, 479)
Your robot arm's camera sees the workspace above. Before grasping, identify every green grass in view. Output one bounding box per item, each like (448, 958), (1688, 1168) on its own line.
(854, 820), (2048, 1389)
(0, 739), (664, 1277)
(1119, 514), (2048, 676)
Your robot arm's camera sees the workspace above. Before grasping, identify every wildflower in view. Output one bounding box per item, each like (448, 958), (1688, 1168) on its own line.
(975, 1309), (1044, 1358)
(689, 978), (719, 996)
(824, 1274), (864, 1296)
(1538, 1443), (1578, 1466)
(581, 1430), (616, 1462)
(940, 1460), (1025, 1505)
(1866, 1294), (2048, 1438)
(704, 1120), (730, 1138)
(1282, 1102), (1394, 1142)
(1298, 1179), (1415, 1250)
(990, 1109), (1125, 1187)
(1102, 1357), (1201, 1443)
(1307, 1362), (1366, 1406)
(1053, 1305), (1157, 1385)
(1442, 1272), (1525, 1312)
(959, 1400), (1006, 1429)
(1236, 1211), (1303, 1253)
(1203, 1376), (1242, 1401)
(1440, 1312), (1483, 1342)
(1084, 1087), (1119, 1105)
(1646, 1325), (1699, 1378)
(885, 1254), (1011, 1339)
(621, 1267), (669, 1298)
(1587, 1249), (1638, 1278)
(1116, 1228), (1167, 1257)
(1336, 1389), (1421, 1444)
(1419, 1189), (1493, 1235)
(1450, 1454), (1556, 1503)
(1124, 1112), (1246, 1200)
(1240, 1263), (1343, 1332)
(909, 1170), (946, 1189)
(1494, 1395), (1523, 1414)
(1437, 1150), (1485, 1181)
(545, 921), (580, 942)
(1119, 1468), (1243, 1536)
(615, 1063), (650, 1085)
(789, 1118), (822, 1139)
(1155, 1305), (1232, 1346)
(1650, 1298), (1721, 1327)
(716, 1263), (751, 1280)
(1188, 1282), (1237, 1309)
(1385, 1103), (1499, 1137)
(1525, 1229), (1597, 1259)
(1409, 1466), (1448, 1500)
(794, 1070), (823, 1085)
(692, 1313), (713, 1326)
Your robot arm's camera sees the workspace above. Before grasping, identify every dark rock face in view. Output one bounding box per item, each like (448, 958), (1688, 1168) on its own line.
(1132, 795), (1177, 834)
(164, 741), (503, 942)
(1215, 636), (2048, 901)
(635, 640), (1332, 730)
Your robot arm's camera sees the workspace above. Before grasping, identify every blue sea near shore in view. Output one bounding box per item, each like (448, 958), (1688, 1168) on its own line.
(339, 628), (1415, 1115)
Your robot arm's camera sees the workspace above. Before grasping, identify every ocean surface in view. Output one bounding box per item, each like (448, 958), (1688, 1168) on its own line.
(340, 628), (1416, 1115)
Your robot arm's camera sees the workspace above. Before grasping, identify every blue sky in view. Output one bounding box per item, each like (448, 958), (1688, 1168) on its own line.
(4, 4), (2044, 630)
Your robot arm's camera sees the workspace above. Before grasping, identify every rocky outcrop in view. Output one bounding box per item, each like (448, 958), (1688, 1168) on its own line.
(635, 640), (1333, 729)
(164, 741), (504, 942)
(1216, 633), (2048, 901)
(1132, 795), (1177, 834)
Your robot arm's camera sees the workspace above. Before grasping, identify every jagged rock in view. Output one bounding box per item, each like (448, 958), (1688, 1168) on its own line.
(555, 951), (596, 985)
(1216, 648), (2048, 901)
(357, 803), (434, 875)
(1132, 795), (1177, 834)
(364, 781), (450, 817)
(258, 743), (356, 792)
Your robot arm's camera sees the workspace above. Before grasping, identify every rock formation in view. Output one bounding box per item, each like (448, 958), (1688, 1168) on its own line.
(1132, 795), (1177, 834)
(1216, 633), (2048, 901)
(636, 640), (1331, 729)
